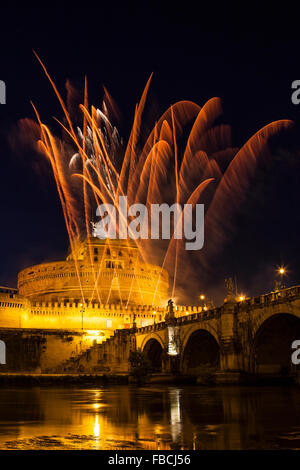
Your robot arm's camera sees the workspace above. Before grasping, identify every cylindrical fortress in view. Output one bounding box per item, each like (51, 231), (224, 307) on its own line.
(18, 238), (169, 306)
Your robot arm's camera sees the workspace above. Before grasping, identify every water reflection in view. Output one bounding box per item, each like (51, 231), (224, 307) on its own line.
(0, 385), (299, 449)
(169, 389), (181, 444)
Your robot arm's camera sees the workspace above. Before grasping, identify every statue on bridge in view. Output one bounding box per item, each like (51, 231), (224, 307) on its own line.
(274, 279), (281, 292)
(165, 299), (180, 369)
(224, 277), (235, 303)
(165, 299), (176, 324)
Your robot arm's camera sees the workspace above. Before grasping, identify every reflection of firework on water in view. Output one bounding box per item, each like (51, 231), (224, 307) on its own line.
(19, 53), (292, 304)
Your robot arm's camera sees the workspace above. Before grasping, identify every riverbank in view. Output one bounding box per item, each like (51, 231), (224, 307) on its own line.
(0, 372), (196, 386)
(0, 373), (129, 385)
(0, 372), (297, 386)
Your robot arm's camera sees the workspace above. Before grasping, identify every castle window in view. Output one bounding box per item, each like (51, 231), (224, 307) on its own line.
(94, 248), (98, 254)
(118, 251), (122, 256)
(94, 256), (98, 262)
(106, 249), (111, 255)
(105, 260), (124, 269)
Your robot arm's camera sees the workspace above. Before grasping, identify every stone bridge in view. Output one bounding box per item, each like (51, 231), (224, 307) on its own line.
(59, 285), (300, 382)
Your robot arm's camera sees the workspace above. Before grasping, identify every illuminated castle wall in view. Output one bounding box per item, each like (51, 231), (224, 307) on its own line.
(18, 238), (169, 306)
(0, 293), (168, 331)
(0, 238), (170, 336)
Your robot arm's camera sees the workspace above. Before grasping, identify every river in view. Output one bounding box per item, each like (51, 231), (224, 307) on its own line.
(0, 385), (299, 450)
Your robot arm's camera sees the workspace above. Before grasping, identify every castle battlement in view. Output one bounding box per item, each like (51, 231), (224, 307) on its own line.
(0, 289), (207, 335)
(17, 238), (169, 307)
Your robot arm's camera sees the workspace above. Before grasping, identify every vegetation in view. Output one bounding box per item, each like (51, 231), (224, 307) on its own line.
(129, 349), (151, 384)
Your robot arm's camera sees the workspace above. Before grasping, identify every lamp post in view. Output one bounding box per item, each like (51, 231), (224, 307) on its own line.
(278, 267), (286, 289)
(199, 294), (205, 310)
(132, 312), (137, 331)
(80, 303), (85, 330)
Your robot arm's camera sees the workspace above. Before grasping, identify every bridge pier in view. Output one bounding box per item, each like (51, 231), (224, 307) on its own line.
(216, 339), (244, 383)
(216, 300), (244, 383)
(220, 339), (242, 371)
(164, 354), (180, 374)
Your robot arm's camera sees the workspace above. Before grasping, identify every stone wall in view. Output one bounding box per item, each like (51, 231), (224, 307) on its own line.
(53, 329), (135, 374)
(0, 291), (169, 331)
(0, 328), (99, 373)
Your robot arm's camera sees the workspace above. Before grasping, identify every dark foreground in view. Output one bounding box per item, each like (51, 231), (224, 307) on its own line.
(0, 385), (300, 450)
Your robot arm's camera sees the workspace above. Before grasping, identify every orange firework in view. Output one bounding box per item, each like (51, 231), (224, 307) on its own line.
(24, 53), (292, 305)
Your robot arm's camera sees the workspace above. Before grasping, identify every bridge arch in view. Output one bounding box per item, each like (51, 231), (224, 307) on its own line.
(141, 335), (165, 372)
(180, 323), (220, 353)
(252, 312), (300, 377)
(252, 304), (300, 339)
(140, 332), (165, 352)
(181, 327), (220, 375)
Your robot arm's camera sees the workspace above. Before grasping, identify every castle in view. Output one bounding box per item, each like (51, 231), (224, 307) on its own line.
(0, 237), (212, 374)
(0, 238), (172, 337)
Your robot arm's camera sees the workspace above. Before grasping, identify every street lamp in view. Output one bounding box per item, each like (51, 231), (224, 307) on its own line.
(199, 294), (206, 311)
(277, 266), (286, 289)
(80, 303), (85, 330)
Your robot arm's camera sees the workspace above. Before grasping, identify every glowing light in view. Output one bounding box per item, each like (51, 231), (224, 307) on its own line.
(85, 330), (105, 343)
(278, 267), (286, 275)
(154, 425), (162, 435)
(168, 349), (178, 356)
(93, 415), (100, 438)
(86, 330), (101, 336)
(93, 403), (101, 410)
(239, 295), (245, 302)
(200, 294), (205, 300)
(167, 325), (179, 356)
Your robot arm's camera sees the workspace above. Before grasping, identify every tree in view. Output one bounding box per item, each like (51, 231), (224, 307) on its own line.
(129, 349), (151, 384)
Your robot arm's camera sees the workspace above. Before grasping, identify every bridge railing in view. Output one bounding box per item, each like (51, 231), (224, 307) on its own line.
(135, 321), (167, 334)
(175, 306), (222, 323)
(239, 285), (300, 310)
(135, 306), (222, 333)
(130, 285), (300, 335)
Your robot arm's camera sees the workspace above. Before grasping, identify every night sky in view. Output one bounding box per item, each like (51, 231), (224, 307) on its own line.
(1, 5), (300, 305)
